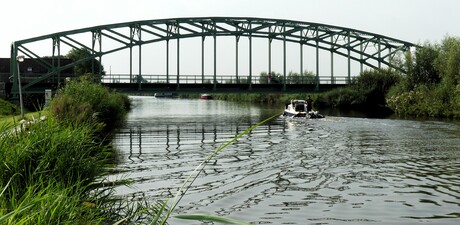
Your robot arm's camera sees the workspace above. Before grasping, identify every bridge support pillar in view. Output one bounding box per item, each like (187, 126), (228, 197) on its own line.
(213, 32), (217, 91)
(166, 40), (169, 84)
(235, 36), (239, 84)
(378, 39), (382, 69)
(315, 38), (319, 90)
(283, 27), (286, 91)
(300, 43), (303, 79)
(138, 28), (142, 91)
(268, 38), (272, 82)
(347, 32), (351, 84)
(360, 43), (363, 74)
(330, 36), (334, 84)
(177, 37), (180, 90)
(249, 29), (252, 91)
(202, 35), (205, 84)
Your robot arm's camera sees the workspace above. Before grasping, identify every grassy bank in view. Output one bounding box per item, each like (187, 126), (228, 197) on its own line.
(211, 93), (306, 104)
(0, 78), (162, 224)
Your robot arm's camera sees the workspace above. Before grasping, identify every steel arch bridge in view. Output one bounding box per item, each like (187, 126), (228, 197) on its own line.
(10, 17), (417, 95)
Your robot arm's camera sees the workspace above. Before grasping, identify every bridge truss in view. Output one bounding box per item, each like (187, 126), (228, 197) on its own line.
(10, 17), (417, 94)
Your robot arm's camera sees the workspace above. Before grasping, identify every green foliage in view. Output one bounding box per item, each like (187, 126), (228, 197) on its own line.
(66, 48), (105, 82)
(51, 77), (131, 130)
(0, 119), (113, 224)
(259, 70), (315, 84)
(0, 99), (19, 116)
(405, 43), (440, 89)
(387, 35), (460, 118)
(214, 93), (282, 104)
(0, 119), (105, 199)
(435, 36), (460, 85)
(259, 71), (269, 84)
(287, 70), (316, 84)
(316, 87), (362, 108)
(318, 68), (400, 109)
(258, 71), (282, 84)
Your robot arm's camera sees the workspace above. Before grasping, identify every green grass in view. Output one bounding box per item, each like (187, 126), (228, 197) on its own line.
(0, 80), (151, 224)
(0, 111), (48, 128)
(0, 117), (125, 224)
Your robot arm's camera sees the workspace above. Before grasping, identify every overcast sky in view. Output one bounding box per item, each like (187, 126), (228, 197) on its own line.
(1, 0), (459, 75)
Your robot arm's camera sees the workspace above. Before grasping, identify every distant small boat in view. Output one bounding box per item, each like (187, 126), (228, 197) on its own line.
(200, 93), (213, 100)
(154, 93), (177, 98)
(283, 99), (324, 118)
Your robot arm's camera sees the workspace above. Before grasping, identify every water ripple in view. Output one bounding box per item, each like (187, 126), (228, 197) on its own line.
(108, 98), (460, 225)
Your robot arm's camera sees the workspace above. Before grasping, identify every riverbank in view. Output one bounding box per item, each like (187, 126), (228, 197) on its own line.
(0, 79), (161, 224)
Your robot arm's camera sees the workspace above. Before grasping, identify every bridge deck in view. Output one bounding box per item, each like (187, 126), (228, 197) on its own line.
(103, 83), (346, 94)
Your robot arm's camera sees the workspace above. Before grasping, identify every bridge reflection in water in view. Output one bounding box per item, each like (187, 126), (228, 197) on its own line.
(117, 119), (285, 163)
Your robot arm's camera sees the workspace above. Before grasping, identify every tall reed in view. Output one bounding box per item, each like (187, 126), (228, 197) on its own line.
(0, 79), (149, 224)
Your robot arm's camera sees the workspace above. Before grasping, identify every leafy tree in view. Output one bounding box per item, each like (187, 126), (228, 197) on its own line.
(286, 71), (315, 84)
(407, 43), (440, 89)
(259, 71), (269, 84)
(66, 48), (105, 82)
(259, 71), (282, 84)
(386, 36), (460, 118)
(302, 70), (316, 84)
(287, 71), (300, 84)
(435, 36), (460, 85)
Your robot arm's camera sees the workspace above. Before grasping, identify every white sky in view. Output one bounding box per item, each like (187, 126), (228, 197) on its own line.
(1, 0), (459, 75)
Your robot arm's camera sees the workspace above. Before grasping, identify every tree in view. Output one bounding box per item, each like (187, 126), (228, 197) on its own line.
(435, 36), (460, 85)
(66, 48), (105, 82)
(409, 43), (440, 88)
(259, 71), (282, 84)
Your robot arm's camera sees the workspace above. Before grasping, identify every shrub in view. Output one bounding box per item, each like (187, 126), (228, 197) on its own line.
(318, 69), (400, 110)
(0, 99), (19, 116)
(386, 36), (460, 118)
(50, 77), (131, 129)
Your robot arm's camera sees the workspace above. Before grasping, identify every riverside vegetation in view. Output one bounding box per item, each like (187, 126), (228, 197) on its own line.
(1, 77), (253, 224)
(386, 36), (460, 118)
(213, 36), (460, 119)
(0, 78), (160, 224)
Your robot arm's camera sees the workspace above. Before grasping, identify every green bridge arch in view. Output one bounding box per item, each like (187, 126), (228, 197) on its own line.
(10, 17), (418, 94)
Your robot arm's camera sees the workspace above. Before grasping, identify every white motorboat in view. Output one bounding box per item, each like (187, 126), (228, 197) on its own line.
(283, 99), (324, 118)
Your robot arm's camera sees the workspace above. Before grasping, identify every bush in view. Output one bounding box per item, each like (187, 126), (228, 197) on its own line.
(386, 36), (460, 118)
(0, 98), (19, 116)
(318, 68), (400, 109)
(387, 82), (460, 117)
(51, 77), (131, 129)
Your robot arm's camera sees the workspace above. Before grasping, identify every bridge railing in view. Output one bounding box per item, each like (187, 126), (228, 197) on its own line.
(101, 74), (351, 85)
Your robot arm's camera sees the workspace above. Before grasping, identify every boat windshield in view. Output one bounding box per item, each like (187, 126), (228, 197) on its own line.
(295, 103), (305, 112)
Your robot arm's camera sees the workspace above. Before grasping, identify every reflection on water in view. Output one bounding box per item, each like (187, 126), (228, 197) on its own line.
(109, 96), (460, 225)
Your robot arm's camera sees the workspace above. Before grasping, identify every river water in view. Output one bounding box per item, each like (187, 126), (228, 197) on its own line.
(109, 96), (460, 225)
